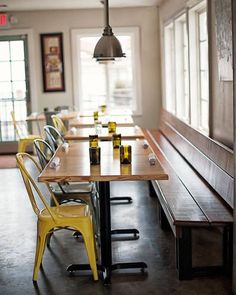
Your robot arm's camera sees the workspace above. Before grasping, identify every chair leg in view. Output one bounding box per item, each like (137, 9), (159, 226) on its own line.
(18, 139), (27, 153)
(80, 226), (98, 281)
(33, 223), (48, 282)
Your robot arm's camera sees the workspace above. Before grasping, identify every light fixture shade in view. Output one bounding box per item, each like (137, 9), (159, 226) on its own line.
(93, 0), (125, 62)
(93, 32), (125, 61)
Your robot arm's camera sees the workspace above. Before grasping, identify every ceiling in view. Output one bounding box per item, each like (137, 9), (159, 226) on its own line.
(0, 0), (164, 11)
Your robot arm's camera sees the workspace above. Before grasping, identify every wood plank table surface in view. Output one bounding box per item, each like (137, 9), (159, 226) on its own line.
(38, 140), (168, 183)
(64, 126), (145, 141)
(69, 115), (134, 128)
(38, 140), (168, 283)
(78, 110), (132, 117)
(26, 111), (78, 122)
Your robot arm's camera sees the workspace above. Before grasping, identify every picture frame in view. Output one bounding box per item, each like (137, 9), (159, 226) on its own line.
(214, 0), (233, 81)
(40, 33), (65, 92)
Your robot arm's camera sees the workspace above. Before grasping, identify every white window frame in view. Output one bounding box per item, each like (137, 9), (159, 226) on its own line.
(189, 1), (209, 132)
(0, 29), (38, 112)
(164, 22), (176, 114)
(71, 27), (142, 115)
(174, 12), (189, 122)
(163, 0), (209, 133)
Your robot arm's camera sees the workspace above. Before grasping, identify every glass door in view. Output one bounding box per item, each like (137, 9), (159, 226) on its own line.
(0, 35), (30, 144)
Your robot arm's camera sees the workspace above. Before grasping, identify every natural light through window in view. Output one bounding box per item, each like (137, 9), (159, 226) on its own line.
(71, 28), (141, 115)
(0, 37), (28, 141)
(163, 0), (209, 133)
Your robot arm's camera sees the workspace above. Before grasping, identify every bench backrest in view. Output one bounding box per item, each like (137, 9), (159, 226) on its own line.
(159, 109), (234, 209)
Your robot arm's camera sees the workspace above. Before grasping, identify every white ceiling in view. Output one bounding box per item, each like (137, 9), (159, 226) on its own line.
(0, 0), (164, 11)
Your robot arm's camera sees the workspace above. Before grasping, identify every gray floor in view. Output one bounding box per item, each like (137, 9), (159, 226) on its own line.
(0, 168), (232, 295)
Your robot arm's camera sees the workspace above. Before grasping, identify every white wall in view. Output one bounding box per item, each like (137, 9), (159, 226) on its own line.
(5, 7), (161, 128)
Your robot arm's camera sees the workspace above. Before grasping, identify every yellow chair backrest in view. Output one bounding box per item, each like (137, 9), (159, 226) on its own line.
(51, 115), (67, 135)
(16, 153), (59, 219)
(10, 111), (28, 139)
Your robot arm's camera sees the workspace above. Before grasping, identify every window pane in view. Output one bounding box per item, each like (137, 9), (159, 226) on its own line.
(174, 14), (189, 122)
(201, 100), (208, 129)
(11, 61), (25, 81)
(199, 11), (207, 41)
(200, 41), (208, 70)
(0, 35), (29, 143)
(10, 40), (25, 61)
(12, 81), (26, 99)
(14, 100), (27, 120)
(200, 71), (209, 100)
(79, 35), (135, 112)
(0, 62), (11, 81)
(164, 23), (175, 113)
(0, 82), (12, 99)
(0, 41), (10, 61)
(80, 36), (106, 109)
(0, 101), (15, 141)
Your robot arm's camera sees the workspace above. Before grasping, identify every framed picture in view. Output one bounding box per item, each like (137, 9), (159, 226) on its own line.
(40, 33), (65, 92)
(214, 0), (233, 81)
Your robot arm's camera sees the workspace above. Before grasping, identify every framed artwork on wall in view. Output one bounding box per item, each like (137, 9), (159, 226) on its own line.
(214, 0), (233, 81)
(40, 32), (65, 92)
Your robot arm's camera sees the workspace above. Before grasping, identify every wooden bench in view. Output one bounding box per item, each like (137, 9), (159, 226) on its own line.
(144, 109), (234, 280)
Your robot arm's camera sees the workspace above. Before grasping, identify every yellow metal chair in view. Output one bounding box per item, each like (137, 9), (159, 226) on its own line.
(10, 111), (41, 153)
(16, 153), (98, 282)
(51, 114), (67, 135)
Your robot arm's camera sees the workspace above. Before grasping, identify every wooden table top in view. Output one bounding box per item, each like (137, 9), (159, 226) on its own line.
(38, 140), (168, 183)
(79, 110), (132, 117)
(69, 115), (134, 128)
(64, 126), (144, 141)
(26, 111), (78, 122)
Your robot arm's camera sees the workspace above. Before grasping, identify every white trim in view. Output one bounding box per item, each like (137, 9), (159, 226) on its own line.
(0, 29), (38, 112)
(71, 27), (142, 115)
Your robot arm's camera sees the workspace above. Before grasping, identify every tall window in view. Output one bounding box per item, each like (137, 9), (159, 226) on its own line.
(164, 13), (189, 122)
(198, 10), (209, 130)
(175, 14), (189, 122)
(71, 28), (142, 115)
(164, 23), (175, 114)
(0, 35), (30, 142)
(163, 0), (209, 132)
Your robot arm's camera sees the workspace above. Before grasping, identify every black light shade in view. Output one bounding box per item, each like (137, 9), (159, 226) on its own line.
(93, 0), (125, 61)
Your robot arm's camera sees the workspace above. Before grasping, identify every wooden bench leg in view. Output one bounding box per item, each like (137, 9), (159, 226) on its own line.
(148, 180), (156, 197)
(223, 225), (233, 275)
(159, 205), (170, 230)
(176, 227), (192, 280)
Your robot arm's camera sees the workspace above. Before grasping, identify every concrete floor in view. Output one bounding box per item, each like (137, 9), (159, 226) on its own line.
(0, 168), (232, 295)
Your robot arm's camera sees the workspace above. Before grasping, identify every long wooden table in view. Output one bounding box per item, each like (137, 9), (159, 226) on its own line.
(69, 115), (134, 128)
(79, 110), (132, 117)
(64, 126), (144, 141)
(26, 111), (78, 122)
(38, 140), (168, 283)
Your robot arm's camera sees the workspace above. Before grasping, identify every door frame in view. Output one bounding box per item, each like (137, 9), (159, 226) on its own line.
(0, 29), (37, 153)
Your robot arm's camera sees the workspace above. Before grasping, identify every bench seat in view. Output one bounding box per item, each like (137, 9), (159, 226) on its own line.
(144, 128), (233, 280)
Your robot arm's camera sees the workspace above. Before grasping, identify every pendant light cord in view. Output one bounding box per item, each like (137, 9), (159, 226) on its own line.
(103, 0), (113, 36)
(105, 0), (109, 27)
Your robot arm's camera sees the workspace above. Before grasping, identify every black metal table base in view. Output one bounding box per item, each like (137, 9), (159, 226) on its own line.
(67, 262), (147, 285)
(68, 181), (147, 284)
(111, 228), (139, 237)
(110, 196), (132, 203)
(73, 228), (139, 239)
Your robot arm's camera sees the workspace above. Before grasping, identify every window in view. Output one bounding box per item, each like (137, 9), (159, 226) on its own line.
(164, 23), (175, 114)
(163, 0), (209, 132)
(198, 9), (209, 130)
(164, 13), (189, 123)
(0, 35), (30, 142)
(175, 14), (189, 122)
(71, 28), (142, 115)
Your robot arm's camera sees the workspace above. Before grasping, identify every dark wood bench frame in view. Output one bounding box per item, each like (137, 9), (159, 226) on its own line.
(144, 109), (233, 280)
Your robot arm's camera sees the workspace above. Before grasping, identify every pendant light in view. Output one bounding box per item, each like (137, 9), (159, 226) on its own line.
(93, 0), (125, 62)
